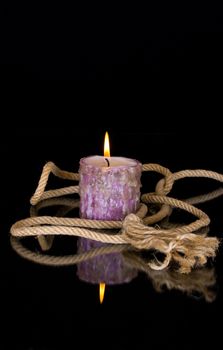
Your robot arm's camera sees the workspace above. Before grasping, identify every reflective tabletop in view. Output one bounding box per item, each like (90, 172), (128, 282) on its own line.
(1, 129), (223, 349)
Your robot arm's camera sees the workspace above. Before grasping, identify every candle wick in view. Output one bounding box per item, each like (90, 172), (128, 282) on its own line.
(105, 158), (110, 167)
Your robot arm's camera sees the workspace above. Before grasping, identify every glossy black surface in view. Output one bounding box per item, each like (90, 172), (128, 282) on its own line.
(1, 129), (223, 349)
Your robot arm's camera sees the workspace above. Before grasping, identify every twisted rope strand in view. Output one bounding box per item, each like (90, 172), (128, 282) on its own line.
(30, 162), (79, 205)
(141, 194), (210, 233)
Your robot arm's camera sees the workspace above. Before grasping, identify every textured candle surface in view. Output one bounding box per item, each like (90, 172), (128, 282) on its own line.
(79, 156), (142, 220)
(77, 238), (138, 284)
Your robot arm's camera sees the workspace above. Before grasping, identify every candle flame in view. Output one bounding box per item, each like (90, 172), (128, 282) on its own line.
(104, 132), (110, 157)
(99, 283), (106, 304)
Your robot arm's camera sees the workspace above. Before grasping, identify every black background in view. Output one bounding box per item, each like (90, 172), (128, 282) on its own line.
(1, 3), (223, 80)
(1, 2), (222, 135)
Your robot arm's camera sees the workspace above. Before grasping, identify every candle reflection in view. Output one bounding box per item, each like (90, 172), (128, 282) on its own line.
(76, 237), (138, 303)
(100, 283), (106, 304)
(76, 238), (138, 285)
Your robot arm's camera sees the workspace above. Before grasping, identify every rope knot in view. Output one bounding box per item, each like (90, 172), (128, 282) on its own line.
(122, 213), (156, 249)
(123, 213), (142, 228)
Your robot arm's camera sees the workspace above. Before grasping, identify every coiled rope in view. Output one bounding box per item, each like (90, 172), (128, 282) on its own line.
(10, 162), (223, 273)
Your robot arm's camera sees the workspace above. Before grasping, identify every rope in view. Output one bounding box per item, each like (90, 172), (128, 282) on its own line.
(30, 162), (79, 205)
(10, 161), (223, 273)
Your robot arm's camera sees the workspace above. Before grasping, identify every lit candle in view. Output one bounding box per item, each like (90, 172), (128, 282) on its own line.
(79, 132), (142, 220)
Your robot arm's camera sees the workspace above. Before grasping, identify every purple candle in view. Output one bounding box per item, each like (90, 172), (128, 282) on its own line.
(79, 155), (142, 220)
